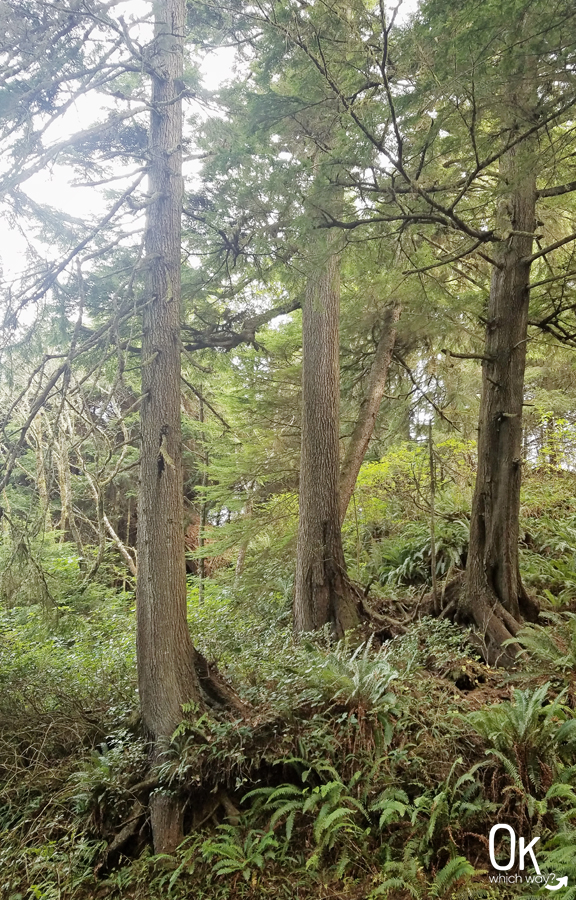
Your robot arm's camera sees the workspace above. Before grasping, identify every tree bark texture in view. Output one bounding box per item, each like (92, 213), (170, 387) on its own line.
(464, 129), (539, 665)
(339, 303), (399, 524)
(136, 0), (199, 852)
(293, 231), (360, 636)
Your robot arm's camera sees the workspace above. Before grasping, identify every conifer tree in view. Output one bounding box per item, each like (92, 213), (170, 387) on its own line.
(135, 0), (200, 852)
(223, 0), (576, 657)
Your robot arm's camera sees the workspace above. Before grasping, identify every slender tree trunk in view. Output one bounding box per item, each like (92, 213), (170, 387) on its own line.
(136, 0), (199, 853)
(429, 421), (439, 615)
(84, 470), (138, 578)
(56, 425), (84, 558)
(293, 229), (360, 636)
(463, 128), (539, 665)
(30, 412), (51, 532)
(234, 494), (252, 587)
(339, 303), (399, 523)
(124, 497), (133, 591)
(197, 390), (208, 602)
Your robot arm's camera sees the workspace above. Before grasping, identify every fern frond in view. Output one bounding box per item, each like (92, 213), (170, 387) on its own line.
(431, 856), (475, 897)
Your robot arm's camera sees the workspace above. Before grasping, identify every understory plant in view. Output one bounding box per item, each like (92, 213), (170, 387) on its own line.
(466, 683), (576, 833)
(513, 613), (576, 675)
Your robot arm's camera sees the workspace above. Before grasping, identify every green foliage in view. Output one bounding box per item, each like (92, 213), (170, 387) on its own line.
(369, 853), (478, 899)
(3, 0), (576, 897)
(3, 578), (572, 900)
(69, 730), (147, 820)
(299, 637), (398, 715)
(467, 683), (576, 824)
(513, 614), (576, 675)
(0, 597), (138, 899)
(366, 518), (470, 587)
(245, 769), (369, 874)
(0, 534), (113, 612)
(202, 824), (282, 882)
(533, 827), (576, 900)
(467, 683), (576, 776)
(408, 758), (494, 863)
(519, 472), (576, 605)
(431, 856), (477, 897)
(386, 617), (479, 674)
(346, 441), (474, 588)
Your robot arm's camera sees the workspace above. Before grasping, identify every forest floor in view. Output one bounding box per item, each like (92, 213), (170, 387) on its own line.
(2, 468), (576, 899)
(1, 583), (575, 900)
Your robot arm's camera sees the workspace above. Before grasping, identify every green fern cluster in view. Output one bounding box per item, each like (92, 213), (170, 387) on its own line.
(201, 825), (283, 883)
(301, 637), (398, 717)
(466, 683), (576, 824)
(513, 613), (576, 675)
(245, 766), (370, 876)
(408, 757), (496, 864)
(365, 518), (469, 587)
(368, 851), (477, 899)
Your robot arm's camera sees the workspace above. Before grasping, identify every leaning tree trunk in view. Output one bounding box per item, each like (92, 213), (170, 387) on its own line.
(293, 229), (360, 636)
(339, 303), (399, 524)
(136, 0), (200, 854)
(462, 130), (539, 666)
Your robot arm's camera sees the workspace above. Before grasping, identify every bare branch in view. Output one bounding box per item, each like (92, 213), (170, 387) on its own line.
(523, 229), (576, 264)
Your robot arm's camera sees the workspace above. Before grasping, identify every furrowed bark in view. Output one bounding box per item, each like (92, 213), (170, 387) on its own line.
(463, 82), (540, 665)
(136, 0), (199, 854)
(294, 225), (360, 636)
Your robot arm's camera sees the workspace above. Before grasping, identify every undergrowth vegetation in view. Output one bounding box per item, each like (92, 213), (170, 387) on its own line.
(2, 453), (576, 899)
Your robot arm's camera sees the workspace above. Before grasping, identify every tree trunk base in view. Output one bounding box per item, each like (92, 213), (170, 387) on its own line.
(424, 571), (539, 668)
(150, 791), (184, 855)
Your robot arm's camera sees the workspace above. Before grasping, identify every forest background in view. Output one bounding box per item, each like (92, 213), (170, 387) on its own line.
(2, 0), (576, 897)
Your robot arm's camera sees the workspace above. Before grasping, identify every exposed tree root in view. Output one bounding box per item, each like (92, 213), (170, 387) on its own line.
(94, 800), (146, 876)
(194, 648), (250, 715)
(95, 652), (249, 872)
(419, 570), (540, 668)
(360, 600), (408, 641)
(467, 597), (521, 668)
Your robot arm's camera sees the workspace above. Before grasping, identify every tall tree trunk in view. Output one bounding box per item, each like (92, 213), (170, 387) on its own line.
(136, 0), (199, 854)
(463, 128), (539, 665)
(339, 303), (399, 524)
(293, 230), (360, 636)
(197, 389), (208, 602)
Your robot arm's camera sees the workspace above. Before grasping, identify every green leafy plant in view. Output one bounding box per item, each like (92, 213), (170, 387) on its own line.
(363, 519), (469, 588)
(369, 787), (411, 830)
(466, 683), (576, 824)
(201, 824), (281, 882)
(298, 637), (399, 742)
(513, 614), (576, 674)
(408, 758), (495, 861)
(369, 851), (477, 899)
(386, 616), (478, 674)
(245, 767), (369, 874)
(69, 730), (147, 819)
(533, 826), (576, 900)
(430, 856), (477, 898)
